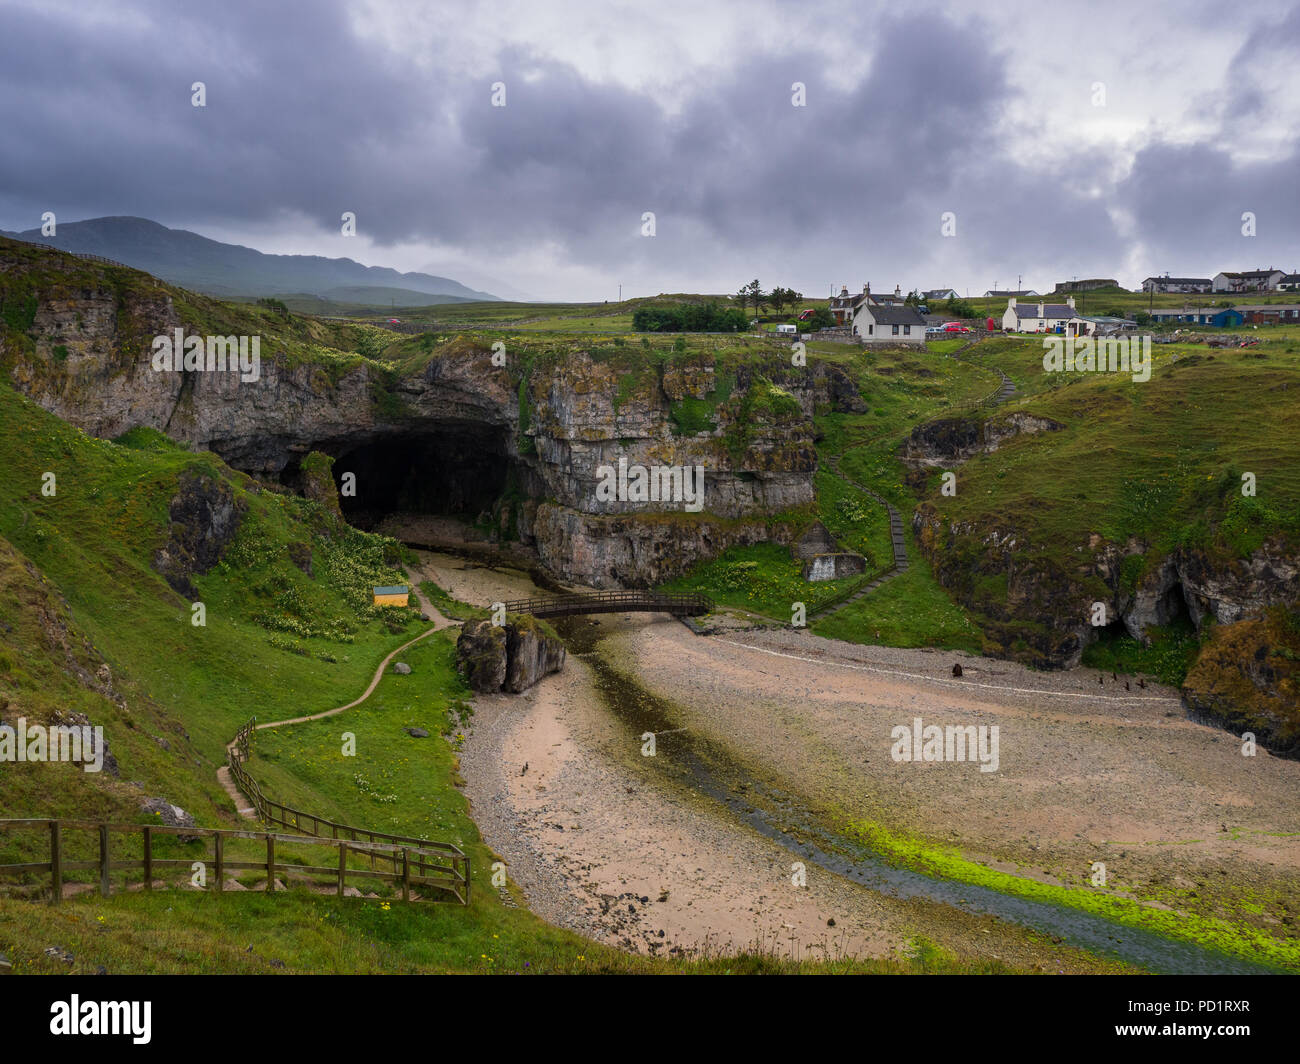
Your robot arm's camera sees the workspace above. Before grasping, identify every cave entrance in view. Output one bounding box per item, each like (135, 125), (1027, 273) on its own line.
(1156, 579), (1193, 629)
(321, 424), (513, 532)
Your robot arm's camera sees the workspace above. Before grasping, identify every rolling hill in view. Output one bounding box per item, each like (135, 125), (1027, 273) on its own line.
(0, 216), (499, 303)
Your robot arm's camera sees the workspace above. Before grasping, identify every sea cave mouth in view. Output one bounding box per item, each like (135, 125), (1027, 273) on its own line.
(287, 423), (514, 532)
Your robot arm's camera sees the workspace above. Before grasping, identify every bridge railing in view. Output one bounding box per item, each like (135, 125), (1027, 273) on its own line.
(501, 590), (713, 617)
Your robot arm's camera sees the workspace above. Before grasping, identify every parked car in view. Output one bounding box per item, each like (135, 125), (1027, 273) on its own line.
(942, 322), (971, 333)
(924, 326), (945, 337)
(798, 309), (815, 321)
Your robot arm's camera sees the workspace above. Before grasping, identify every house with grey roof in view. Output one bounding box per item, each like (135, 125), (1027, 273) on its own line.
(1213, 269), (1285, 293)
(852, 302), (927, 345)
(1141, 275), (1212, 294)
(984, 288), (1039, 298)
(1001, 296), (1095, 336)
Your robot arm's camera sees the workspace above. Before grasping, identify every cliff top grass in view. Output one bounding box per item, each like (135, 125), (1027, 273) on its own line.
(912, 342), (1300, 571)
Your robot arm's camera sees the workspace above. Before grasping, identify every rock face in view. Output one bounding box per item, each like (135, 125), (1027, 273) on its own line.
(151, 472), (245, 598)
(900, 412), (1064, 469)
(914, 501), (1300, 669)
(1181, 607), (1300, 758)
(504, 620), (567, 693)
(4, 256), (861, 586)
(803, 553), (866, 582)
(139, 797), (199, 840)
(456, 617), (565, 694)
(456, 621), (508, 693)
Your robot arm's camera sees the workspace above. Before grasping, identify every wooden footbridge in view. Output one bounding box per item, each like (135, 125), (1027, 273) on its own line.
(502, 590), (713, 619)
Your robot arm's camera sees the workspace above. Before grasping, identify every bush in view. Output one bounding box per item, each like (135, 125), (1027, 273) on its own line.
(632, 301), (748, 333)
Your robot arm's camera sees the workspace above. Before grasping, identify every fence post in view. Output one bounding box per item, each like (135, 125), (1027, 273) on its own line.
(99, 824), (110, 897)
(142, 826), (152, 891)
(266, 834), (275, 892)
(402, 849), (410, 903)
(215, 834), (224, 892)
(337, 844), (347, 897)
(463, 855), (471, 906)
(49, 821), (62, 904)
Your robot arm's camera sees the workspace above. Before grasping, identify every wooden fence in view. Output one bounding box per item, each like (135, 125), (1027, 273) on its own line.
(226, 718), (469, 903)
(0, 817), (468, 904)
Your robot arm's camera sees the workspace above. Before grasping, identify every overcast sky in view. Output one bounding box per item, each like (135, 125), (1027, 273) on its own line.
(1, 0), (1298, 301)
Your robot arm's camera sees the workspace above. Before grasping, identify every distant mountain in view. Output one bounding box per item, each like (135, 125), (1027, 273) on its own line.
(0, 216), (500, 302)
(316, 285), (480, 307)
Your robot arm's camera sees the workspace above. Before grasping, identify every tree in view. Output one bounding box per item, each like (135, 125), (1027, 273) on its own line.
(737, 279), (766, 318)
(806, 307), (835, 330)
(769, 287), (788, 314)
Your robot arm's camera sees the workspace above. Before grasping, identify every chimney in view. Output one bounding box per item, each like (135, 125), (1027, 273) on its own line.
(1008, 297), (1017, 309)
(1037, 302), (1044, 318)
(894, 284), (901, 297)
(1067, 296), (1076, 309)
(863, 283), (869, 294)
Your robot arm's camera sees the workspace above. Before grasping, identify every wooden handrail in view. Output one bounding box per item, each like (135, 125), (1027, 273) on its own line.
(0, 818), (469, 905)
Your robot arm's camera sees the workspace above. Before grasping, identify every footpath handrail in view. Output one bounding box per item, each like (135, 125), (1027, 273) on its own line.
(226, 718), (469, 901)
(0, 817), (468, 905)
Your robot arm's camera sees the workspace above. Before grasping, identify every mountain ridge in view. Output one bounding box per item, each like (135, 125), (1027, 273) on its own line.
(0, 215), (499, 303)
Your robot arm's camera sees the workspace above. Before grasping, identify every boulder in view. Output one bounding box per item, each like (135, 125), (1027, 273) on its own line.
(139, 797), (199, 840)
(505, 617), (568, 693)
(456, 621), (508, 693)
(392, 662), (412, 675)
(456, 617), (565, 694)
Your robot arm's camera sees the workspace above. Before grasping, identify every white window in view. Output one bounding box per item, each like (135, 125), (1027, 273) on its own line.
(904, 325), (911, 335)
(892, 324), (900, 335)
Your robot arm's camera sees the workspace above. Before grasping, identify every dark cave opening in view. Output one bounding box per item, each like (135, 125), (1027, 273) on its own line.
(303, 424), (513, 531)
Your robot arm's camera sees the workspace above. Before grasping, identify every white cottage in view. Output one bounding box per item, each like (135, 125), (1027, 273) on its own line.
(1001, 297), (1095, 336)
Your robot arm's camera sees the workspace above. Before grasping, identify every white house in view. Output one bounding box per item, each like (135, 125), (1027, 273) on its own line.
(852, 303), (927, 345)
(1001, 297), (1095, 336)
(1277, 273), (1300, 292)
(1213, 269), (1284, 293)
(1141, 275), (1212, 294)
(984, 288), (1039, 298)
(923, 288), (958, 301)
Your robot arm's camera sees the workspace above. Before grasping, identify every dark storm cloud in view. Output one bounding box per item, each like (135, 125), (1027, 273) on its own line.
(1117, 6), (1300, 276)
(0, 0), (1290, 291)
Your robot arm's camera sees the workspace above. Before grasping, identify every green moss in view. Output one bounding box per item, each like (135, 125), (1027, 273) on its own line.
(846, 818), (1300, 972)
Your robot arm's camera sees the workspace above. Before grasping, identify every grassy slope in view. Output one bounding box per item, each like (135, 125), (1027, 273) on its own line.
(0, 375), (1015, 973)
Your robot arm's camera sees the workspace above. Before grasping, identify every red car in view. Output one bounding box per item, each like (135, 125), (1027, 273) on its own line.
(942, 322), (971, 333)
(798, 309), (815, 321)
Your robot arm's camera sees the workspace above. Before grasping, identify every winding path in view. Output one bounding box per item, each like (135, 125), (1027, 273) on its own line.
(216, 568), (456, 820)
(811, 334), (1013, 621)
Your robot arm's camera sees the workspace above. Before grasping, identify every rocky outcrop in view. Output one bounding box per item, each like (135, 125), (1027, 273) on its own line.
(1181, 607), (1300, 758)
(504, 618), (567, 693)
(4, 254), (863, 587)
(915, 503), (1300, 669)
(900, 412), (1064, 469)
(152, 471), (245, 598)
(456, 617), (565, 693)
(530, 504), (800, 588)
(456, 621), (508, 692)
